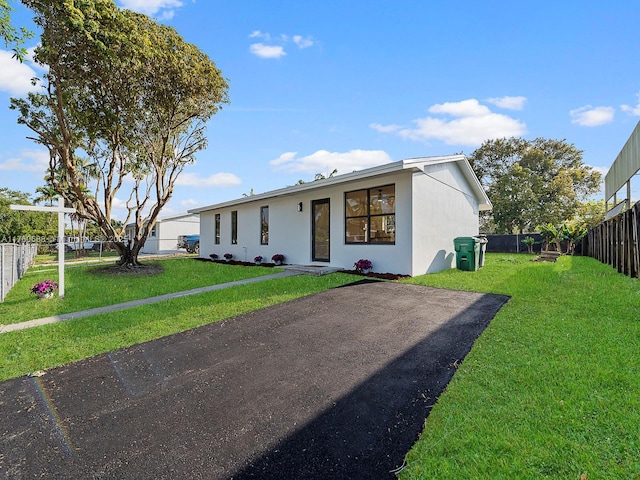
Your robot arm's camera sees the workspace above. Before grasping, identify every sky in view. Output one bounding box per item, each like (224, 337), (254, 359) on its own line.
(1, 0), (640, 221)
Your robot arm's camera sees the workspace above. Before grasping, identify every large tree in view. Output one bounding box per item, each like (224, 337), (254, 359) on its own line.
(468, 137), (601, 233)
(11, 0), (229, 265)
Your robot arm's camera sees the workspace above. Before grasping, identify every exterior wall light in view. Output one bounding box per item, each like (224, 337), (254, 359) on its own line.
(297, 202), (303, 212)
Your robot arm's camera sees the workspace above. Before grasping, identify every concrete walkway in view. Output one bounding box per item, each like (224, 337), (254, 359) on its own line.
(0, 270), (299, 334)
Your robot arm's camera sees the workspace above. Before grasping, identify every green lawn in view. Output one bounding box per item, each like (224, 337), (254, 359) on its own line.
(31, 249), (122, 266)
(1, 257), (281, 324)
(0, 258), (357, 380)
(399, 254), (640, 479)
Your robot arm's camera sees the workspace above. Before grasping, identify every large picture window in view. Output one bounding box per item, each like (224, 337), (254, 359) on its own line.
(215, 214), (221, 244)
(345, 184), (395, 244)
(231, 210), (237, 245)
(260, 206), (269, 245)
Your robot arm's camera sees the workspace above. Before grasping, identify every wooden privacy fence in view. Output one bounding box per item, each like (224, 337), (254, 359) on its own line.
(584, 201), (640, 278)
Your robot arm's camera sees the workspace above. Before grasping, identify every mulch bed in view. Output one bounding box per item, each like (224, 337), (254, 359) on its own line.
(338, 269), (411, 281)
(196, 257), (410, 281)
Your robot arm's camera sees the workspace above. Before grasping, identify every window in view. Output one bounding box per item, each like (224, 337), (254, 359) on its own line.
(149, 225), (156, 237)
(345, 184), (395, 244)
(260, 206), (269, 245)
(231, 210), (237, 244)
(215, 214), (221, 245)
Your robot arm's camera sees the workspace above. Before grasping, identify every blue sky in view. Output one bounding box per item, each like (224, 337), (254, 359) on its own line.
(1, 0), (640, 220)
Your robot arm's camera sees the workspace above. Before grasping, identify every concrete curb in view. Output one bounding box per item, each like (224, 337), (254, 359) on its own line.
(0, 271), (299, 334)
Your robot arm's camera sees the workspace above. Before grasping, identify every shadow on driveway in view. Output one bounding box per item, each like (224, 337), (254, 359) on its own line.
(0, 281), (509, 479)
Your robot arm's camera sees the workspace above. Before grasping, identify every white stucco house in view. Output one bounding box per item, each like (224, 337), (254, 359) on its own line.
(125, 213), (199, 254)
(189, 155), (491, 276)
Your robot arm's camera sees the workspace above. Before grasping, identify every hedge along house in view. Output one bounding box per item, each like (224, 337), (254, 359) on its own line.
(125, 213), (199, 254)
(189, 155), (491, 276)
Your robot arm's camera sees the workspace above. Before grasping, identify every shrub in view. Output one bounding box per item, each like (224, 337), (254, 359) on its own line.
(354, 259), (373, 272)
(30, 280), (58, 296)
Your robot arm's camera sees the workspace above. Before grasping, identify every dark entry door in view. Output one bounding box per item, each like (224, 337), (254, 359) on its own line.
(312, 198), (330, 262)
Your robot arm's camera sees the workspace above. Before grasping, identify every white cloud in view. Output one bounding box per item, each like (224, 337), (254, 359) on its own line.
(373, 98), (526, 146)
(248, 31), (315, 58)
(180, 198), (200, 207)
(0, 50), (40, 96)
(621, 92), (640, 116)
(249, 43), (286, 59)
(0, 149), (49, 173)
(486, 96), (527, 111)
(369, 123), (402, 133)
(293, 35), (314, 49)
(570, 105), (615, 127)
(117, 0), (184, 19)
(270, 152), (297, 166)
(270, 149), (393, 174)
(176, 172), (241, 187)
(428, 99), (491, 117)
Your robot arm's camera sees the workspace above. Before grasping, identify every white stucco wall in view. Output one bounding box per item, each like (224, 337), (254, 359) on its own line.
(199, 171), (413, 273)
(196, 159), (484, 276)
(411, 163), (480, 274)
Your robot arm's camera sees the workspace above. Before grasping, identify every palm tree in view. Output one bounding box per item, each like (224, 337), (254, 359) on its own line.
(34, 185), (58, 206)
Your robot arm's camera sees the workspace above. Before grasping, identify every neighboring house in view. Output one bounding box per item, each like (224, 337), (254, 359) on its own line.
(189, 155), (491, 276)
(125, 213), (199, 254)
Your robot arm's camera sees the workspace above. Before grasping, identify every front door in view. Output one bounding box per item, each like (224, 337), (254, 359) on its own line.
(312, 198), (330, 262)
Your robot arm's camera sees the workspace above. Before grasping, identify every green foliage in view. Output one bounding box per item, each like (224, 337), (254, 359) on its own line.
(0, 0), (33, 60)
(0, 187), (57, 241)
(559, 223), (587, 255)
(11, 0), (229, 265)
(572, 199), (605, 229)
(536, 223), (560, 251)
(469, 137), (602, 233)
(521, 235), (536, 254)
(537, 222), (588, 254)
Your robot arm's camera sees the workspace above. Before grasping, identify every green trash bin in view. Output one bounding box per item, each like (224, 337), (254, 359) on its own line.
(454, 237), (480, 271)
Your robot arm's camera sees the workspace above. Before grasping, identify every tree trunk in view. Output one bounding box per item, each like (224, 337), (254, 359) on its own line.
(555, 239), (562, 252)
(116, 240), (143, 267)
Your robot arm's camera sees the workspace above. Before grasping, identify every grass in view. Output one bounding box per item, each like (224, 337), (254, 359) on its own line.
(33, 249), (120, 265)
(398, 254), (640, 479)
(1, 257), (280, 324)
(0, 260), (357, 380)
(1, 253), (638, 477)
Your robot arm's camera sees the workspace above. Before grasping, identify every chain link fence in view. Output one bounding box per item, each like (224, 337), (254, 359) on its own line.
(1, 243), (38, 302)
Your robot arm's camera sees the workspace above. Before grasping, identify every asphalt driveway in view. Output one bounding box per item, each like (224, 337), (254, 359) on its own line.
(0, 280), (509, 479)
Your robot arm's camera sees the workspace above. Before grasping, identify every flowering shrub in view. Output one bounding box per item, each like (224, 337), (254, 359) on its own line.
(224, 253), (233, 259)
(354, 259), (373, 272)
(31, 279), (58, 296)
(254, 255), (263, 262)
(271, 253), (284, 263)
